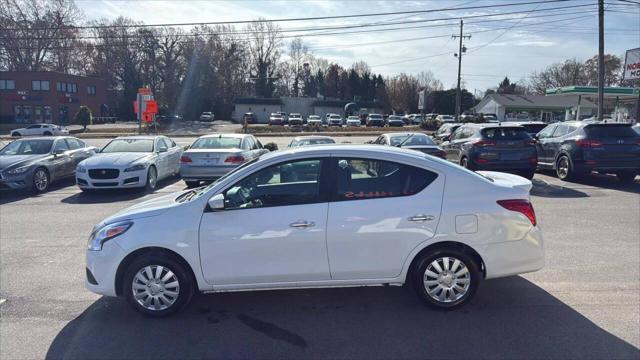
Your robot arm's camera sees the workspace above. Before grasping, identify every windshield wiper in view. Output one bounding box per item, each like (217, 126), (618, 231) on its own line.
(396, 134), (414, 147)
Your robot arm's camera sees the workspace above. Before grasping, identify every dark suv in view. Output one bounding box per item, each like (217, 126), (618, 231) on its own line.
(535, 122), (640, 183)
(442, 123), (537, 179)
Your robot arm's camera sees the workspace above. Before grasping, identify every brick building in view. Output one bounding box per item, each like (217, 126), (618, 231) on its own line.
(0, 71), (107, 124)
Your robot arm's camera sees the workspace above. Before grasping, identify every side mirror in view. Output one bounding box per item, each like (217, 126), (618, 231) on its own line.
(158, 146), (168, 153)
(208, 193), (225, 210)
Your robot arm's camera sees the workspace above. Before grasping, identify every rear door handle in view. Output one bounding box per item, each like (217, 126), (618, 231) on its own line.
(408, 215), (435, 222)
(289, 221), (315, 228)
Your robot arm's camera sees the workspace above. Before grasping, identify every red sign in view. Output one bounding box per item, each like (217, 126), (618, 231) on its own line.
(133, 101), (138, 114)
(145, 100), (158, 114)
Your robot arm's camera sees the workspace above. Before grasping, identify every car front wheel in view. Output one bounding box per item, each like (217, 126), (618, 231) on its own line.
(556, 155), (576, 181)
(413, 248), (480, 309)
(616, 171), (636, 184)
(123, 253), (194, 317)
(11, 132), (21, 137)
(145, 166), (157, 191)
(32, 167), (50, 193)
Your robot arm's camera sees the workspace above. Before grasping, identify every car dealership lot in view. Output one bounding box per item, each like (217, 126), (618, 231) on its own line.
(0, 136), (639, 359)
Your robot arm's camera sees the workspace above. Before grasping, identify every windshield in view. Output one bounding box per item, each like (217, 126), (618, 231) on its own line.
(441, 115), (454, 119)
(388, 116), (403, 121)
(0, 139), (53, 155)
(520, 124), (547, 135)
(482, 127), (530, 140)
(292, 138), (335, 147)
(101, 139), (154, 153)
(390, 134), (435, 146)
(585, 124), (637, 138)
(369, 114), (382, 119)
(191, 137), (241, 149)
(330, 115), (341, 119)
(308, 116), (320, 120)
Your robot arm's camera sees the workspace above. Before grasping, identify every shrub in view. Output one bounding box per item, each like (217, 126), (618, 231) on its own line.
(75, 106), (92, 130)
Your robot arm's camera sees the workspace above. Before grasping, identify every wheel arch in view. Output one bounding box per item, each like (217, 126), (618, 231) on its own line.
(553, 151), (572, 170)
(406, 241), (486, 283)
(114, 246), (198, 296)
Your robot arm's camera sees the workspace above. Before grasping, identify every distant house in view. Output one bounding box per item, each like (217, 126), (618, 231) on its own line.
(474, 93), (597, 122)
(0, 71), (107, 124)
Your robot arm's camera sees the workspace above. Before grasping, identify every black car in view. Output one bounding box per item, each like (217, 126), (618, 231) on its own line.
(534, 122), (640, 183)
(433, 123), (461, 143)
(442, 123), (537, 179)
(373, 132), (446, 159)
(501, 121), (548, 137)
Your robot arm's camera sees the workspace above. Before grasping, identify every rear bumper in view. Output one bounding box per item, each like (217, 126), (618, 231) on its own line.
(573, 159), (640, 173)
(180, 164), (237, 181)
(482, 226), (545, 279)
(474, 161), (536, 171)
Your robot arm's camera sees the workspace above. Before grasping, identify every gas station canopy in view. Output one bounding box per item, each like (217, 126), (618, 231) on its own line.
(546, 86), (639, 98)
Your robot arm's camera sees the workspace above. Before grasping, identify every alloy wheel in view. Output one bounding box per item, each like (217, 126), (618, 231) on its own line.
(557, 157), (569, 179)
(423, 257), (471, 303)
(132, 265), (180, 311)
(33, 169), (49, 192)
(148, 167), (157, 189)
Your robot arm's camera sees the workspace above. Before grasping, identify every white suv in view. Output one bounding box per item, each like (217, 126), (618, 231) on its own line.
(10, 124), (68, 137)
(86, 145), (544, 316)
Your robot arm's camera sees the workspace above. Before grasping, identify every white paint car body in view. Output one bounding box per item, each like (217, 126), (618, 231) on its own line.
(86, 145), (544, 316)
(76, 136), (182, 190)
(10, 124), (69, 137)
(346, 116), (361, 127)
(307, 115), (322, 127)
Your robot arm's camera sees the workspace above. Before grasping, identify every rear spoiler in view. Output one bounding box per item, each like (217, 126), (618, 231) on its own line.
(476, 171), (532, 193)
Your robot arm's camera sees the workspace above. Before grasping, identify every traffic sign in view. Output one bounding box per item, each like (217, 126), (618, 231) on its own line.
(145, 100), (158, 114)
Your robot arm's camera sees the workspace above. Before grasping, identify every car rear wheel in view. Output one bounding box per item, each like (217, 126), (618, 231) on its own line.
(43, 131), (53, 136)
(460, 157), (474, 171)
(32, 167), (50, 193)
(145, 166), (158, 192)
(11, 132), (21, 137)
(556, 155), (576, 181)
(616, 172), (636, 184)
(185, 181), (200, 188)
(123, 253), (194, 317)
(413, 248), (480, 309)
(521, 170), (536, 180)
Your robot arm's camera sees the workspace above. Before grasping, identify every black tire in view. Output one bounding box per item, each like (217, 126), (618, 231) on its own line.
(616, 172), (637, 184)
(144, 166), (158, 192)
(521, 169), (536, 180)
(185, 180), (200, 188)
(122, 252), (194, 317)
(11, 132), (21, 137)
(31, 167), (50, 193)
(43, 131), (53, 136)
(460, 156), (474, 171)
(413, 248), (481, 310)
(555, 155), (576, 181)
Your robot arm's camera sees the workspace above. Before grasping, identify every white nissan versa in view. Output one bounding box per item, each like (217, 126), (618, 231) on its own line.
(85, 145), (544, 316)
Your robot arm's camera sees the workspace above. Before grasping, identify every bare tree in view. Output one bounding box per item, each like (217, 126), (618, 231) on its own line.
(416, 70), (443, 92)
(245, 19), (282, 97)
(0, 0), (81, 71)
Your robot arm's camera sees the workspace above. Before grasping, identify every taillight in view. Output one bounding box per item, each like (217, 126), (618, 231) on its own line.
(497, 199), (537, 226)
(180, 155), (192, 163)
(473, 140), (496, 147)
(225, 155), (245, 164)
(576, 138), (603, 148)
(529, 156), (538, 164)
(435, 150), (447, 159)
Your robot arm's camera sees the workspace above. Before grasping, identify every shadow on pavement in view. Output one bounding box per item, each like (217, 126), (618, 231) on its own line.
(60, 177), (183, 204)
(46, 277), (639, 360)
(0, 178), (77, 205)
(531, 179), (590, 198)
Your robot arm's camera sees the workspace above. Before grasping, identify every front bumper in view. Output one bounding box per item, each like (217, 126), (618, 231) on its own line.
(180, 163), (237, 181)
(85, 240), (127, 297)
(0, 172), (31, 190)
(482, 226), (545, 279)
(76, 169), (147, 189)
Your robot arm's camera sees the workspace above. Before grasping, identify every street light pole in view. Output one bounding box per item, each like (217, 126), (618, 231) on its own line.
(597, 0), (605, 121)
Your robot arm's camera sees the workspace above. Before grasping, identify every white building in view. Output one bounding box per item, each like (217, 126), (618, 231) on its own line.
(474, 93), (596, 122)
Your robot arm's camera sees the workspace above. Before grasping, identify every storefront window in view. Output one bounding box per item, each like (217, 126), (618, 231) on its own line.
(23, 106), (32, 123)
(44, 106), (52, 123)
(34, 106), (43, 122)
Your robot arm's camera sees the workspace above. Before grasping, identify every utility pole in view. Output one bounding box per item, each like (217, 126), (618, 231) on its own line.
(453, 20), (471, 119)
(597, 0), (605, 121)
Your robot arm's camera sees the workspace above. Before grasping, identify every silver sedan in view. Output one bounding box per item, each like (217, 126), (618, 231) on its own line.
(179, 134), (269, 187)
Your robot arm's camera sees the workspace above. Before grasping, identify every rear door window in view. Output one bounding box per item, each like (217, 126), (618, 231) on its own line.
(65, 138), (82, 149)
(552, 125), (569, 137)
(482, 127), (530, 140)
(334, 158), (438, 201)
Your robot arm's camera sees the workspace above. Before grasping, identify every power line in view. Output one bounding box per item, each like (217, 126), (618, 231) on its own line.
(1, 0), (583, 31)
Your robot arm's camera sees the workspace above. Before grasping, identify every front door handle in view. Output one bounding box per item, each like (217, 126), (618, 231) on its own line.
(408, 215), (435, 222)
(289, 221), (315, 228)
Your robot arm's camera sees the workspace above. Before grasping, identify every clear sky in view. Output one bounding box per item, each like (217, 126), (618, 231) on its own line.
(76, 0), (640, 93)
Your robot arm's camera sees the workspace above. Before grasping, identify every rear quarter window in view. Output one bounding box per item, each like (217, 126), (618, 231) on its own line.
(585, 125), (638, 138)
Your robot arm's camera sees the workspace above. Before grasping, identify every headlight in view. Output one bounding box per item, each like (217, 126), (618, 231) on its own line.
(76, 165), (86, 173)
(124, 163), (148, 172)
(87, 221), (133, 251)
(6, 166), (30, 175)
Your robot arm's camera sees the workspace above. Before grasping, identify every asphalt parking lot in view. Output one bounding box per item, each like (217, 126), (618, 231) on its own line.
(0, 136), (639, 359)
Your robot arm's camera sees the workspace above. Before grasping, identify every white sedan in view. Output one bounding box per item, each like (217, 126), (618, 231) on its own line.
(85, 145), (544, 316)
(11, 123), (69, 137)
(76, 135), (182, 191)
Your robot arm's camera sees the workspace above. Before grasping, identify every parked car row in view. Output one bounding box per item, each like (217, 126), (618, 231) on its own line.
(435, 121), (640, 182)
(260, 112), (428, 127)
